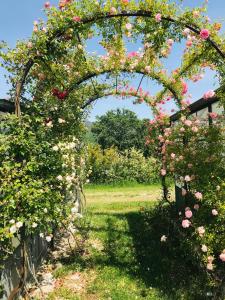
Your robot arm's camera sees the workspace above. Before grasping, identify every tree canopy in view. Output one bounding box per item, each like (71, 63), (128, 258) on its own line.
(91, 109), (149, 152)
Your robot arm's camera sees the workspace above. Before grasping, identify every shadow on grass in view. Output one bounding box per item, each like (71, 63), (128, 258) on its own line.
(125, 208), (204, 300)
(58, 207), (216, 300)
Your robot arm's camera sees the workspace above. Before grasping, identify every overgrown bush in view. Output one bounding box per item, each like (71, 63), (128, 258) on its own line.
(147, 114), (225, 298)
(86, 144), (159, 184)
(0, 113), (87, 264)
(142, 198), (225, 299)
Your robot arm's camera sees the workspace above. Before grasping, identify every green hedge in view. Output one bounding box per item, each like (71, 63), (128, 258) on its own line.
(86, 144), (159, 184)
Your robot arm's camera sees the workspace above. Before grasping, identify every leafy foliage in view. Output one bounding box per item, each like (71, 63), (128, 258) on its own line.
(86, 144), (159, 184)
(91, 109), (149, 153)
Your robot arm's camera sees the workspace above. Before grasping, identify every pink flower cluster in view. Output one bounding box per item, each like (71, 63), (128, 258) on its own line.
(200, 29), (210, 40)
(209, 112), (218, 119)
(181, 81), (188, 95)
(128, 51), (139, 58)
(195, 192), (203, 200)
(44, 2), (51, 9)
(185, 208), (193, 219)
(203, 90), (215, 100)
(219, 250), (225, 262)
(155, 13), (161, 22)
(182, 219), (191, 228)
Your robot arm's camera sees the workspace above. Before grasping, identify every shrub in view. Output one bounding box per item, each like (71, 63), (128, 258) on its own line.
(86, 144), (159, 184)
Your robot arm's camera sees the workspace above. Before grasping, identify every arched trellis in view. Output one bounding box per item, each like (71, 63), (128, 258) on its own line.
(80, 85), (156, 110)
(13, 5), (225, 116)
(68, 69), (180, 103)
(1, 4), (225, 295)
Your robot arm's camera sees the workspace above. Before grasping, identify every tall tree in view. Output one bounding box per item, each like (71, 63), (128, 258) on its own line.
(91, 109), (149, 152)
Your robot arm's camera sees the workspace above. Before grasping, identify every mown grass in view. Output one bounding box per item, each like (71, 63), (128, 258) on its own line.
(47, 183), (180, 300)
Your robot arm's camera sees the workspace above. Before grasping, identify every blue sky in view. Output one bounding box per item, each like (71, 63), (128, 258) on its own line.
(0, 0), (224, 120)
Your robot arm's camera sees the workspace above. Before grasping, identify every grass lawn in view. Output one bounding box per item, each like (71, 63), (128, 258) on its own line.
(47, 183), (174, 300)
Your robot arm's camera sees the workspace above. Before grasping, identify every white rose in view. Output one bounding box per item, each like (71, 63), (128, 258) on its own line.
(58, 118), (66, 124)
(160, 235), (167, 242)
(71, 207), (78, 214)
(46, 121), (53, 128)
(10, 225), (17, 234)
(76, 213), (83, 219)
(57, 175), (63, 181)
(16, 221), (23, 229)
(201, 245), (208, 252)
(53, 145), (59, 151)
(32, 222), (38, 228)
(46, 236), (52, 242)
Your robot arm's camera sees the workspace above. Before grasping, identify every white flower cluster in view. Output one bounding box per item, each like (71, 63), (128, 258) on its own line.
(9, 220), (23, 234)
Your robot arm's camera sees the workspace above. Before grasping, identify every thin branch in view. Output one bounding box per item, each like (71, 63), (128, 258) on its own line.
(136, 74), (145, 94)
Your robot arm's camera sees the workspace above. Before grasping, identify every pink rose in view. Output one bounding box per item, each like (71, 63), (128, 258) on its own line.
(209, 112), (218, 119)
(125, 23), (132, 30)
(155, 13), (161, 22)
(195, 192), (203, 200)
(184, 175), (191, 182)
(128, 51), (138, 58)
(73, 16), (81, 22)
(110, 7), (117, 14)
(182, 188), (187, 196)
(203, 90), (215, 100)
(161, 169), (166, 176)
(194, 204), (200, 210)
(219, 251), (225, 262)
(44, 2), (50, 8)
(181, 81), (188, 95)
(182, 219), (191, 228)
(167, 39), (174, 46)
(186, 40), (192, 47)
(192, 126), (198, 133)
(122, 0), (129, 4)
(184, 119), (192, 126)
(200, 29), (210, 40)
(185, 209), (193, 219)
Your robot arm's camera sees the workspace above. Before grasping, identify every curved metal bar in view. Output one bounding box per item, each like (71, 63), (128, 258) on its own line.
(81, 89), (156, 111)
(69, 68), (179, 102)
(14, 9), (225, 116)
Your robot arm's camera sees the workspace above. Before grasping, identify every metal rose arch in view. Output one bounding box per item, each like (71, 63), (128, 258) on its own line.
(9, 1), (225, 116)
(0, 1), (225, 298)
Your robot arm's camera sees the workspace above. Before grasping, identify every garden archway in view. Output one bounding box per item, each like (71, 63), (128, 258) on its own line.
(8, 0), (224, 116)
(1, 1), (225, 298)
